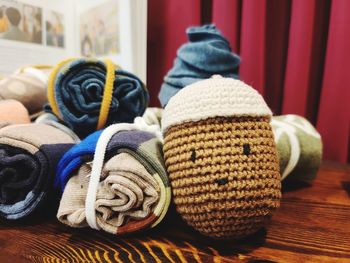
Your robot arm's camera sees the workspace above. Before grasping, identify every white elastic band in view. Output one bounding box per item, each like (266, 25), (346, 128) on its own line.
(16, 67), (49, 86)
(142, 108), (163, 128)
(85, 118), (162, 230)
(284, 114), (321, 138)
(23, 67), (49, 85)
(134, 117), (163, 141)
(271, 119), (301, 180)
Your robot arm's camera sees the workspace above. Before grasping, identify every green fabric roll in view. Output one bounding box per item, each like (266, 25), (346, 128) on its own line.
(271, 114), (322, 182)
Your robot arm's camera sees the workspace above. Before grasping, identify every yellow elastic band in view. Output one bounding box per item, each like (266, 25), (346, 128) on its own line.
(96, 59), (116, 130)
(32, 65), (53, 70)
(47, 58), (77, 118)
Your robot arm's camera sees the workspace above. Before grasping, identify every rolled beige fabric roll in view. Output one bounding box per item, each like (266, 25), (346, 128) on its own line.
(0, 66), (51, 115)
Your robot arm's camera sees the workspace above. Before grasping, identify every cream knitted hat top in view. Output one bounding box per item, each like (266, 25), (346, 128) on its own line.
(161, 75), (272, 133)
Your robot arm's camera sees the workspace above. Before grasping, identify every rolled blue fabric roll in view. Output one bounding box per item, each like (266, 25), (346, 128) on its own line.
(159, 24), (240, 107)
(48, 58), (149, 138)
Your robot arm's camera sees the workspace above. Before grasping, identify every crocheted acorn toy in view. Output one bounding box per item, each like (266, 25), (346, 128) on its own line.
(162, 75), (281, 239)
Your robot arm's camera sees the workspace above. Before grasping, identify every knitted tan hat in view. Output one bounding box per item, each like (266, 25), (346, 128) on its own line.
(162, 76), (281, 239)
(162, 75), (272, 133)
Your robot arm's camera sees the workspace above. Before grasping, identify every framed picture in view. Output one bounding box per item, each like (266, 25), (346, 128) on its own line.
(77, 0), (147, 82)
(0, 0), (147, 82)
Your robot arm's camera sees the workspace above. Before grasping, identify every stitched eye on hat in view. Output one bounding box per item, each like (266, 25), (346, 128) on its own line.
(190, 149), (196, 162)
(243, 144), (251, 156)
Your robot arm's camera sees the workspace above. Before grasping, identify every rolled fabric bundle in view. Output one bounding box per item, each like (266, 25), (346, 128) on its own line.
(0, 124), (75, 220)
(47, 58), (149, 138)
(159, 24), (240, 107)
(0, 66), (52, 115)
(0, 99), (31, 125)
(56, 119), (170, 235)
(271, 114), (322, 182)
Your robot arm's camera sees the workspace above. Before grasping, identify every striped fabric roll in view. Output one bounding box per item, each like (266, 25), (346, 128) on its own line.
(0, 124), (75, 220)
(271, 114), (322, 182)
(56, 120), (171, 235)
(0, 65), (52, 116)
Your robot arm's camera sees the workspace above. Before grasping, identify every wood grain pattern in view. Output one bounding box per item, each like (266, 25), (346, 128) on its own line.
(1, 162), (350, 262)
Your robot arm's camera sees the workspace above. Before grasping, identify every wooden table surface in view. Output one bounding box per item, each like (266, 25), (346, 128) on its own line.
(1, 162), (350, 263)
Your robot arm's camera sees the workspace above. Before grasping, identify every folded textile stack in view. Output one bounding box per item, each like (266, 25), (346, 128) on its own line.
(0, 99), (30, 125)
(0, 66), (51, 116)
(159, 24), (240, 107)
(56, 120), (170, 235)
(47, 58), (149, 138)
(271, 114), (322, 182)
(0, 124), (75, 220)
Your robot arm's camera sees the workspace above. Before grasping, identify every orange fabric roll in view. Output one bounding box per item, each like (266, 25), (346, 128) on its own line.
(0, 99), (31, 125)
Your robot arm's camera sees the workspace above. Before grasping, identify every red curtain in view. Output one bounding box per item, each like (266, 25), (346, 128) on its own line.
(147, 0), (349, 163)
